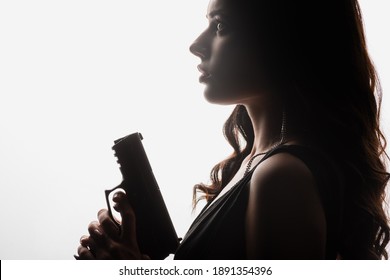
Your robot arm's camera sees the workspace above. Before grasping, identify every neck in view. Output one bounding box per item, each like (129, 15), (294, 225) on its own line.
(243, 96), (285, 157)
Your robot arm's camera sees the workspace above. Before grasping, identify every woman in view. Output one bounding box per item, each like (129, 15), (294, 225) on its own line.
(76, 0), (390, 259)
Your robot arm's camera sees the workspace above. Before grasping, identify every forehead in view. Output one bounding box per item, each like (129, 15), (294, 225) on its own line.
(207, 0), (240, 17)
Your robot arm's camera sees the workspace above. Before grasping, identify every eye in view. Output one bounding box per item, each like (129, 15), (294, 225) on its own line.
(216, 22), (226, 32)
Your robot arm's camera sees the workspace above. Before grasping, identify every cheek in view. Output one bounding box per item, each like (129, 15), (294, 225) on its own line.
(211, 38), (252, 80)
(205, 38), (264, 103)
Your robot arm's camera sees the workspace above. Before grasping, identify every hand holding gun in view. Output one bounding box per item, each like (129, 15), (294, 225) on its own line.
(76, 133), (179, 260)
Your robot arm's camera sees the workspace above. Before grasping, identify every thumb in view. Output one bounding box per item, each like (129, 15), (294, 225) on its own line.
(113, 192), (138, 246)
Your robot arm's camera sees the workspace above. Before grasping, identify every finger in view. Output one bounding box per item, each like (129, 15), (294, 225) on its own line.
(80, 235), (90, 247)
(112, 191), (127, 215)
(87, 234), (111, 259)
(80, 235), (99, 254)
(85, 226), (114, 259)
(112, 191), (126, 203)
(98, 209), (120, 239)
(77, 245), (95, 260)
(88, 221), (106, 247)
(113, 192), (137, 243)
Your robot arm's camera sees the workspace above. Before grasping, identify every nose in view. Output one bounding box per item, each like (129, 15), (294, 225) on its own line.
(189, 32), (209, 59)
(189, 42), (207, 59)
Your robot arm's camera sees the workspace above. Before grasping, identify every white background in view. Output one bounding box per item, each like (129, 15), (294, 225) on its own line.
(0, 0), (388, 259)
(2, 260), (390, 280)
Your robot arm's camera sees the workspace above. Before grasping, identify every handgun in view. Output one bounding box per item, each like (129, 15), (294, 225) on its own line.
(105, 132), (179, 260)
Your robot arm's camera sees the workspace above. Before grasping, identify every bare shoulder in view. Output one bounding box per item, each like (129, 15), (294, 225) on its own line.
(250, 152), (316, 196)
(246, 151), (327, 259)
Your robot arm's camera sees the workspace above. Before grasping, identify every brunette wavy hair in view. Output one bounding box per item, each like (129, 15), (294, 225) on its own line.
(193, 0), (390, 259)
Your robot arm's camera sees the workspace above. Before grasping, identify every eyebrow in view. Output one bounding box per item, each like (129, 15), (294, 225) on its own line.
(206, 9), (228, 19)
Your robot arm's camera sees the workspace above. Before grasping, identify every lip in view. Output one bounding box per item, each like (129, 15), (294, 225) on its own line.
(199, 74), (211, 83)
(197, 65), (211, 83)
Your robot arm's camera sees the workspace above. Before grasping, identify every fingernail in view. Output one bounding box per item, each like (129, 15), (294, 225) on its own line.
(94, 229), (102, 236)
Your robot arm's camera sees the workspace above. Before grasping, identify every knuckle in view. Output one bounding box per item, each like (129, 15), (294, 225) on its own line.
(107, 242), (116, 253)
(80, 235), (90, 245)
(90, 228), (104, 242)
(97, 208), (107, 218)
(88, 221), (99, 231)
(77, 245), (83, 254)
(98, 209), (110, 223)
(77, 246), (89, 257)
(99, 216), (114, 231)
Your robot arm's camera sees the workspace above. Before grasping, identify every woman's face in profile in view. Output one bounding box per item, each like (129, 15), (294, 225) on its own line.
(190, 0), (267, 105)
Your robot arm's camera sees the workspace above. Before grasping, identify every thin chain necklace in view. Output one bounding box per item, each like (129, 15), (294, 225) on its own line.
(243, 109), (287, 177)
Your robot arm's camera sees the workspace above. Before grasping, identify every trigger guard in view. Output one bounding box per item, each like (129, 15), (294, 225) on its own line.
(104, 185), (125, 228)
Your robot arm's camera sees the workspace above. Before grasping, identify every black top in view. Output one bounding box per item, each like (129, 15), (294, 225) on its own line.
(174, 145), (344, 259)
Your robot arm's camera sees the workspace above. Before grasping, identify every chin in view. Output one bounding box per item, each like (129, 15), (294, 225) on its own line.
(202, 84), (246, 106)
(203, 88), (235, 105)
